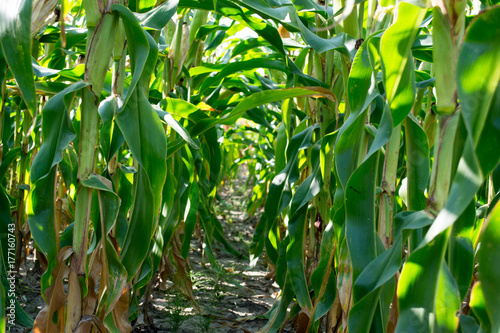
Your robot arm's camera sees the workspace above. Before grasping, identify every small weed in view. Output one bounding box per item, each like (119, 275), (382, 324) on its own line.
(166, 293), (188, 332)
(212, 270), (228, 303)
(195, 314), (212, 333)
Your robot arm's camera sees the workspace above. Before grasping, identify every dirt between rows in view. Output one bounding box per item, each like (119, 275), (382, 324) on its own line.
(8, 171), (298, 333)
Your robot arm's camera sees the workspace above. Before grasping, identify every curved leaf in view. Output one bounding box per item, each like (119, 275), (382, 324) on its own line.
(135, 0), (179, 30)
(477, 200), (500, 332)
(422, 5), (500, 246)
(0, 0), (37, 114)
(380, 1), (427, 126)
(111, 4), (150, 110)
(31, 81), (89, 183)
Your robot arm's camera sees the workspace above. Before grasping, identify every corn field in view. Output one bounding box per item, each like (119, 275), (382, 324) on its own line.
(1, 0), (500, 331)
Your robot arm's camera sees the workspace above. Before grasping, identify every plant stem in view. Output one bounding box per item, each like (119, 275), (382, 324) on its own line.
(66, 88), (98, 332)
(14, 110), (31, 274)
(366, 0), (377, 35)
(378, 124), (401, 248)
(66, 6), (118, 330)
(427, 113), (459, 215)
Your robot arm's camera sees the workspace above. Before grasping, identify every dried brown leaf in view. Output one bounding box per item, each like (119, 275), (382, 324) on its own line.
(110, 285), (132, 333)
(33, 247), (73, 333)
(83, 247), (103, 317)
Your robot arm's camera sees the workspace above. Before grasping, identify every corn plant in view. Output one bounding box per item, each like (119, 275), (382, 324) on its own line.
(1, 0), (500, 332)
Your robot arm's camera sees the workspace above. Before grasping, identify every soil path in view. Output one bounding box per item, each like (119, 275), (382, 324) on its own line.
(133, 170), (290, 332)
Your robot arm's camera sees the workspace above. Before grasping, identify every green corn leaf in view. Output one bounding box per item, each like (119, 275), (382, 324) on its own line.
(112, 4), (150, 110)
(260, 277), (295, 333)
(169, 88), (335, 155)
(233, 0), (356, 58)
(152, 156), (188, 277)
(396, 185), (479, 332)
(345, 106), (394, 332)
(287, 206), (312, 313)
(134, 254), (153, 293)
(0, 0), (37, 115)
(103, 238), (128, 318)
(335, 67), (379, 189)
(197, 200), (221, 271)
(160, 97), (200, 120)
(347, 36), (376, 113)
(153, 105), (199, 149)
(0, 48), (6, 86)
(396, 229), (451, 333)
(365, 104), (394, 160)
(309, 217), (338, 331)
(113, 20), (167, 282)
(275, 235), (290, 289)
(458, 7), (500, 161)
(380, 1), (427, 126)
(220, 87), (336, 127)
(275, 122), (287, 173)
(120, 166), (156, 282)
(289, 140), (323, 216)
(81, 174), (115, 192)
(435, 262), (460, 333)
(83, 175), (121, 239)
(345, 152), (380, 330)
(379, 270), (396, 332)
(31, 81), (89, 183)
(404, 115), (430, 211)
(448, 201), (475, 300)
(355, 211), (434, 297)
(178, 0), (288, 58)
(114, 49), (167, 215)
(98, 96), (125, 162)
(234, 0), (292, 23)
(129, 0), (156, 13)
(201, 127), (222, 191)
(265, 125), (318, 224)
(469, 282), (491, 332)
(27, 169), (58, 292)
(476, 200), (500, 332)
(350, 211), (433, 333)
(262, 125), (318, 263)
(248, 214), (268, 268)
(205, 30), (228, 51)
(135, 0), (179, 30)
(0, 148), (21, 182)
(289, 10), (355, 59)
(196, 58), (287, 96)
(115, 171), (134, 248)
(230, 37), (276, 59)
(195, 25), (231, 41)
(181, 182), (199, 259)
(459, 314), (480, 333)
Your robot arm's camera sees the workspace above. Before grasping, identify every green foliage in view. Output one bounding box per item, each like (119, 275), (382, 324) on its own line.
(0, 0), (499, 332)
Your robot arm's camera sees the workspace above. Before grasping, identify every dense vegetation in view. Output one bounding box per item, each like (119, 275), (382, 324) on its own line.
(1, 0), (500, 332)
